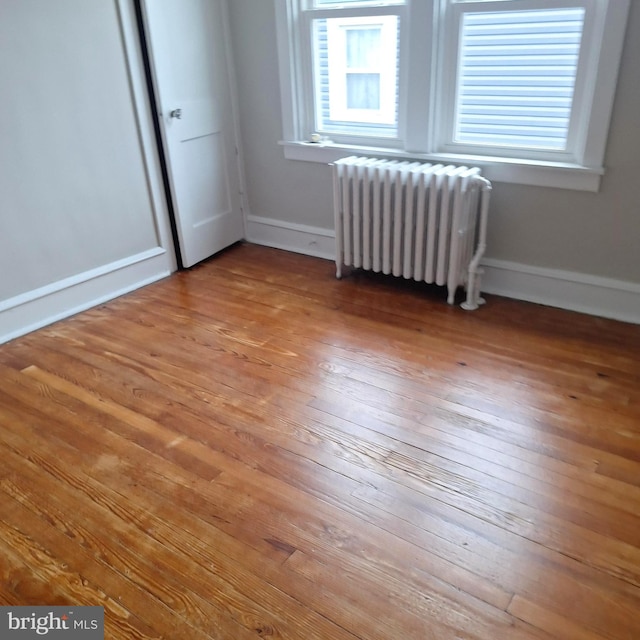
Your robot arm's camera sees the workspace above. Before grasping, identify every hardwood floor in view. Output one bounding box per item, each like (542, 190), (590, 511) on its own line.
(1, 242), (639, 639)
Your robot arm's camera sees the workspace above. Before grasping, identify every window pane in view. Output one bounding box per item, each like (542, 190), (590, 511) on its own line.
(312, 15), (399, 136)
(347, 73), (381, 109)
(346, 28), (381, 68)
(455, 8), (585, 150)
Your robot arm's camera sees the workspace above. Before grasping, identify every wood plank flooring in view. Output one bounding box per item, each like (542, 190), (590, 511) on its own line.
(1, 242), (639, 639)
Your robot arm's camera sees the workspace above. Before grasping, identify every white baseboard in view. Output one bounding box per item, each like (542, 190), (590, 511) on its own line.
(0, 247), (172, 344)
(246, 214), (335, 260)
(480, 259), (640, 324)
(246, 214), (640, 324)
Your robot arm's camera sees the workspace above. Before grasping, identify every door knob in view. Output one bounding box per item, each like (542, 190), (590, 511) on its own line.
(169, 108), (182, 119)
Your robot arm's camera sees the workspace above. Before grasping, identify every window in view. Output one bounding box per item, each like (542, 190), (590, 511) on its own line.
(275, 0), (630, 190)
(318, 15), (399, 135)
(451, 7), (585, 152)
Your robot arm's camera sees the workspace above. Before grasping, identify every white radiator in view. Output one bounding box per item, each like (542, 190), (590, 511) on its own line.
(332, 156), (492, 310)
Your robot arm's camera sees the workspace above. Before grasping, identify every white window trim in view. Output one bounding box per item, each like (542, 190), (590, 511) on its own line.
(275, 0), (630, 192)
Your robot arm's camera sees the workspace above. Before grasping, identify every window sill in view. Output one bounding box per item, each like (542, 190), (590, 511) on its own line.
(280, 140), (604, 192)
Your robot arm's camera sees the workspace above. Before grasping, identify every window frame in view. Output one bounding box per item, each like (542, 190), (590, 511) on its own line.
(297, 3), (408, 148)
(275, 0), (630, 191)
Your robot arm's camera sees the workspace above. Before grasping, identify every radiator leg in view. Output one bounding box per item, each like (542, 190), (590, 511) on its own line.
(461, 287), (478, 311)
(461, 267), (485, 310)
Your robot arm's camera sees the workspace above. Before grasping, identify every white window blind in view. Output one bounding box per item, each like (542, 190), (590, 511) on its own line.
(455, 7), (586, 151)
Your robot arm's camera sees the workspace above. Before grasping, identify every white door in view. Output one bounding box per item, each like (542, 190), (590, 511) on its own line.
(141, 0), (244, 268)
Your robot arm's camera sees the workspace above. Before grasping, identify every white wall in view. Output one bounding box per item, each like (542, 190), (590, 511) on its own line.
(227, 0), (640, 323)
(0, 0), (175, 343)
